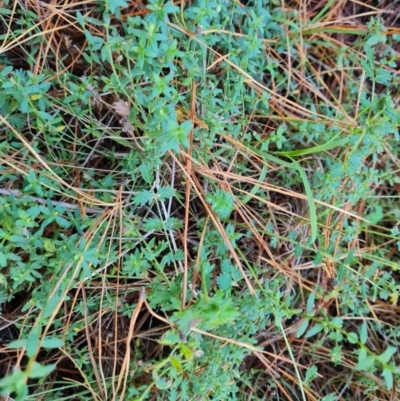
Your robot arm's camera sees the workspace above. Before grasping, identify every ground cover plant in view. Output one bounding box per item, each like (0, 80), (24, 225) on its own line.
(0, 0), (399, 400)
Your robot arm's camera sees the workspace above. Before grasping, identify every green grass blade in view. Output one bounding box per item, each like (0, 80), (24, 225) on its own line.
(310, 0), (338, 24)
(276, 137), (349, 157)
(241, 165), (268, 205)
(244, 143), (318, 243)
(291, 158), (318, 244)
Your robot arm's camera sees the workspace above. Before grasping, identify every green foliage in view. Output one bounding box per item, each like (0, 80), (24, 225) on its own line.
(0, 1), (399, 401)
(206, 189), (235, 220)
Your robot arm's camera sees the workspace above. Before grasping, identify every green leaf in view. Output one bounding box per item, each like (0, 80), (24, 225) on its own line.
(7, 338), (28, 349)
(304, 365), (318, 384)
(133, 190), (154, 206)
(357, 355), (375, 371)
(28, 362), (55, 379)
(306, 292), (315, 314)
(356, 349), (375, 371)
(55, 215), (71, 228)
(243, 143), (319, 243)
(360, 58), (374, 80)
(41, 337), (64, 349)
(159, 330), (181, 346)
(217, 273), (232, 291)
(202, 293), (239, 328)
(42, 293), (62, 319)
(320, 394), (336, 401)
(106, 0), (129, 14)
(347, 332), (358, 344)
(76, 11), (85, 27)
(276, 137), (349, 157)
(305, 323), (323, 338)
(164, 2), (179, 14)
(179, 343), (194, 361)
(154, 377), (172, 390)
(296, 319), (309, 338)
(242, 165), (268, 205)
(140, 163), (154, 185)
(366, 33), (386, 47)
(43, 239), (56, 253)
(0, 369), (26, 388)
(27, 328), (40, 358)
(157, 186), (175, 200)
(330, 317), (343, 329)
(359, 321), (368, 345)
(144, 217), (164, 231)
(377, 346), (397, 364)
(293, 159), (318, 244)
(206, 189), (235, 220)
(310, 0), (336, 23)
(157, 120), (192, 153)
(84, 30), (104, 51)
(170, 356), (183, 373)
(381, 368), (393, 390)
(0, 251), (7, 267)
(20, 97), (29, 113)
(179, 120), (193, 137)
(375, 68), (391, 85)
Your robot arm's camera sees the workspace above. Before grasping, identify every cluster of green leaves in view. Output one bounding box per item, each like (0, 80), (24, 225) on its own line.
(0, 0), (399, 400)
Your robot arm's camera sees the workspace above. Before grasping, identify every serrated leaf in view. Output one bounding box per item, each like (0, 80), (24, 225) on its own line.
(217, 273), (232, 291)
(165, 217), (182, 231)
(359, 321), (368, 345)
(206, 189), (234, 220)
(199, 292), (239, 329)
(360, 58), (374, 80)
(28, 362), (55, 379)
(133, 190), (153, 206)
(296, 319), (310, 338)
(375, 68), (391, 85)
(305, 323), (323, 338)
(157, 186), (175, 200)
(139, 163), (153, 185)
(144, 217), (164, 231)
(305, 365), (318, 383)
(366, 33), (386, 47)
